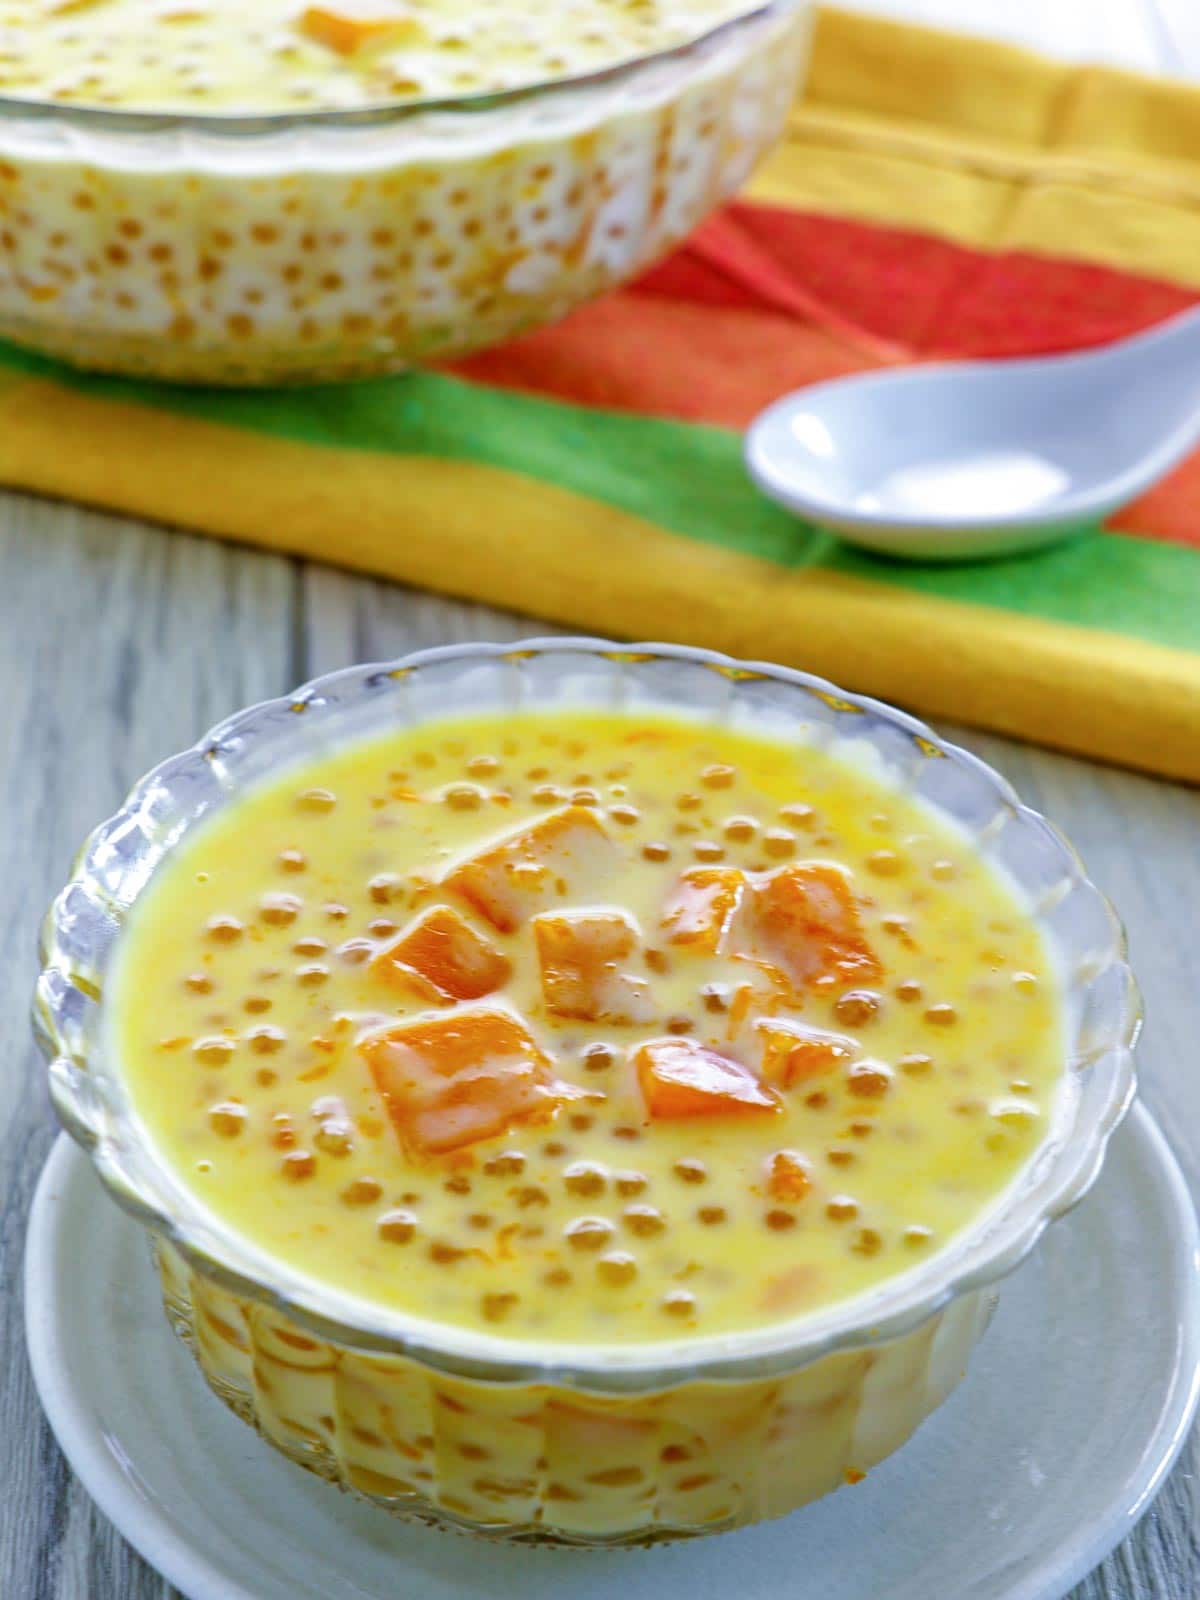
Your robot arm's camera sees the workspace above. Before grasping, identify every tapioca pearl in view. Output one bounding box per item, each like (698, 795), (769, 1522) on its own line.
(297, 787), (336, 814)
(846, 1061), (892, 1099)
(292, 936), (328, 959)
(515, 1185), (549, 1209)
(296, 963), (330, 988)
(848, 1119), (876, 1139)
(765, 1206), (800, 1233)
(243, 994), (272, 1015)
(662, 1290), (697, 1320)
(899, 1053), (933, 1077)
(1012, 972), (1039, 995)
(208, 1102), (247, 1139)
(954, 1099), (985, 1119)
(827, 1145), (856, 1168)
(544, 1266), (572, 1289)
(254, 1067), (278, 1089)
(335, 938), (373, 967)
(697, 1205), (726, 1226)
(270, 1113), (297, 1149)
(700, 984), (730, 1014)
(673, 1158), (706, 1185)
(368, 872), (405, 905)
(825, 1195), (858, 1222)
(542, 1140), (568, 1159)
(665, 1016), (695, 1036)
(205, 914), (243, 945)
(466, 1212), (492, 1231)
(247, 1025), (286, 1055)
(608, 803), (639, 826)
(851, 1227), (883, 1257)
(581, 1043), (616, 1074)
(925, 1003), (959, 1027)
(324, 902), (350, 922)
(989, 1099), (1039, 1129)
(642, 841), (671, 862)
(612, 1125), (641, 1142)
(185, 972), (213, 995)
(644, 948), (670, 976)
(482, 1150), (525, 1178)
(314, 1118), (355, 1157)
(532, 783), (566, 806)
(866, 849), (904, 878)
(378, 1209), (418, 1245)
(563, 1162), (607, 1197)
(1009, 1078), (1034, 1095)
(568, 1112), (595, 1134)
(904, 1225), (934, 1249)
(481, 1291), (519, 1323)
(192, 1037), (235, 1067)
(930, 859), (958, 882)
(596, 1251), (638, 1287)
(834, 989), (882, 1027)
(676, 792), (702, 813)
(614, 1170), (648, 1198)
(281, 1150), (316, 1183)
(779, 803), (816, 829)
(762, 828), (796, 859)
(700, 764), (736, 790)
(894, 979), (923, 1004)
(443, 782), (485, 811)
(566, 1218), (614, 1253)
(623, 1204), (665, 1237)
(341, 1177), (383, 1208)
(366, 918), (399, 940)
(693, 840), (725, 862)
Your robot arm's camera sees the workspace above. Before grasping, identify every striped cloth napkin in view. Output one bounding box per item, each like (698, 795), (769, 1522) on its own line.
(3, 6), (1199, 779)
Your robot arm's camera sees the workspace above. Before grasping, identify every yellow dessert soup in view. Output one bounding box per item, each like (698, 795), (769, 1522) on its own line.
(2, 0), (765, 111)
(111, 709), (1065, 1347)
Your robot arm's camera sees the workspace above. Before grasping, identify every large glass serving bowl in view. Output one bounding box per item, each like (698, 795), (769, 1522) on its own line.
(0, 3), (809, 385)
(32, 639), (1139, 1544)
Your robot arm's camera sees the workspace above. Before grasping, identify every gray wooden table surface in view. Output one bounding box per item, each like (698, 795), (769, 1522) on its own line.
(0, 491), (1196, 1598)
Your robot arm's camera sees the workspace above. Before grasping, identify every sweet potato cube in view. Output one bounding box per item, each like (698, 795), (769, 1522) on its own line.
(359, 1009), (570, 1156)
(443, 806), (615, 933)
(756, 1019), (857, 1088)
(371, 904), (511, 1003)
(748, 863), (882, 991)
(533, 908), (653, 1023)
(661, 867), (745, 953)
(296, 4), (422, 55)
(635, 1038), (779, 1119)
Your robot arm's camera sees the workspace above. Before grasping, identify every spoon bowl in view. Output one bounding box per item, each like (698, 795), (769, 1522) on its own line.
(745, 306), (1200, 561)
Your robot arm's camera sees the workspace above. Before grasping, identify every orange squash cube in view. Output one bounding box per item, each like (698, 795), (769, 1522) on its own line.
(533, 909), (653, 1023)
(359, 1009), (572, 1156)
(756, 1019), (857, 1088)
(635, 1038), (779, 1119)
(747, 863), (882, 991)
(296, 4), (422, 55)
(371, 904), (511, 1003)
(443, 806), (616, 933)
(661, 866), (745, 953)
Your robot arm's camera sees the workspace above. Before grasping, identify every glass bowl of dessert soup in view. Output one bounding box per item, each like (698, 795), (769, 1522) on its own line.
(33, 640), (1138, 1545)
(0, 1), (810, 384)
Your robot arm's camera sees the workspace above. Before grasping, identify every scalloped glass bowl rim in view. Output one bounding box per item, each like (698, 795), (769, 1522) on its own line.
(0, 0), (790, 136)
(34, 637), (1139, 1394)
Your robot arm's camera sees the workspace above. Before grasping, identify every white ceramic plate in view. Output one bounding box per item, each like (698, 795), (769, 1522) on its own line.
(25, 1108), (1200, 1600)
